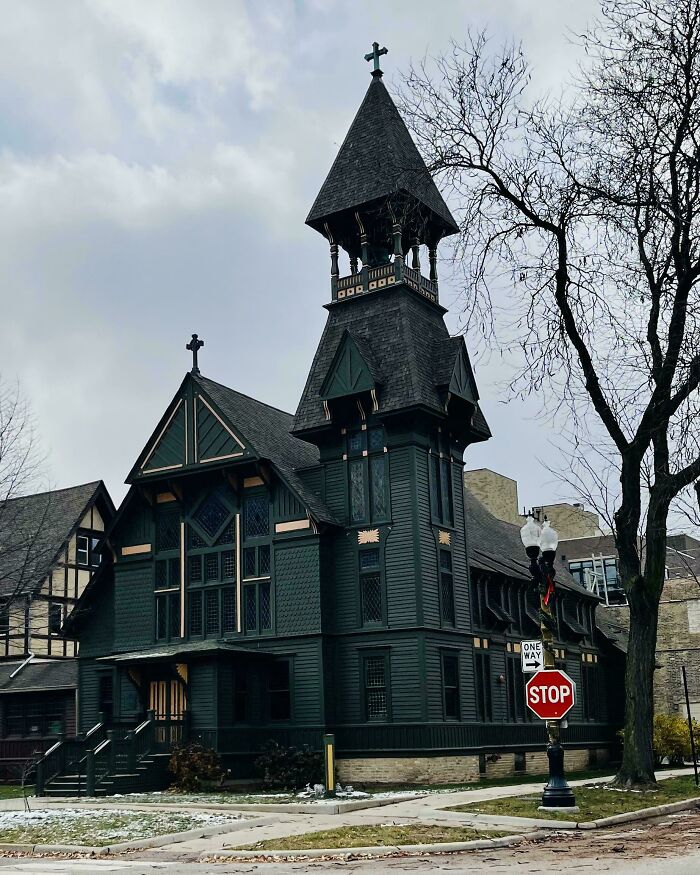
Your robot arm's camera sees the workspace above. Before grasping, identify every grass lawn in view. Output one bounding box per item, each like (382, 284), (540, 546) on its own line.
(0, 808), (238, 846)
(0, 786), (32, 800)
(236, 824), (507, 852)
(448, 774), (700, 822)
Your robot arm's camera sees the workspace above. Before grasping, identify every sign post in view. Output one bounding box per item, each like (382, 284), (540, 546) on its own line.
(521, 640), (544, 673)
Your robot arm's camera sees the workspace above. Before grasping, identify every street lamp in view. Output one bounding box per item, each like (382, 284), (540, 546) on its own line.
(520, 515), (577, 809)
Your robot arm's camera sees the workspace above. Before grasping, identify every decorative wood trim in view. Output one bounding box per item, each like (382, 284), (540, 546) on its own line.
(198, 395), (246, 453)
(438, 530), (451, 546)
(180, 522), (185, 639)
(121, 544), (151, 556)
(275, 519), (311, 533)
(236, 513), (242, 633)
(142, 398), (184, 472)
(175, 663), (188, 684)
(184, 398), (188, 465)
(199, 451), (245, 464)
(156, 492), (177, 503)
(243, 476), (264, 488)
(358, 529), (380, 545)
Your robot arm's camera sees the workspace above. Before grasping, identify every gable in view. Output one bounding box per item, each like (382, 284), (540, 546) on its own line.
(196, 395), (245, 463)
(321, 332), (375, 401)
(448, 344), (479, 406)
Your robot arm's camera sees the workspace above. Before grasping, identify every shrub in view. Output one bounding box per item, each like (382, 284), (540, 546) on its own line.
(254, 741), (324, 791)
(168, 743), (224, 792)
(652, 714), (700, 766)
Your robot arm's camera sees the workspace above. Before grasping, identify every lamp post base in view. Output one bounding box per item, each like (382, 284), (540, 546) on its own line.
(540, 741), (577, 808)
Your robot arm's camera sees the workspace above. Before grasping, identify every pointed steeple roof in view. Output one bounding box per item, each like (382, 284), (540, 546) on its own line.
(306, 74), (458, 236)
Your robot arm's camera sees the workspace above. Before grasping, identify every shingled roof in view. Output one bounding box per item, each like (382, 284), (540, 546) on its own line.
(293, 286), (490, 439)
(306, 74), (458, 235)
(0, 482), (109, 600)
(195, 376), (338, 526)
(0, 659), (77, 694)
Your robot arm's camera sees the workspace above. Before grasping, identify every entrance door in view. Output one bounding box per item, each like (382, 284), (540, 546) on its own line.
(149, 675), (187, 747)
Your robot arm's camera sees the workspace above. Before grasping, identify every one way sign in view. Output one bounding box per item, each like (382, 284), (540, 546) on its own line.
(521, 640), (544, 673)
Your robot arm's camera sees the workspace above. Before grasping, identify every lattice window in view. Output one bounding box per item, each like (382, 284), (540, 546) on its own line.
(156, 510), (180, 552)
(155, 595), (167, 640)
(350, 459), (366, 523)
(222, 550), (236, 580)
(245, 495), (269, 538)
(364, 655), (388, 720)
(348, 431), (364, 453)
(245, 586), (257, 631)
(368, 428), (384, 451)
(168, 593), (181, 639)
(189, 555), (202, 583)
(205, 554), (219, 581)
(259, 581), (272, 630)
(189, 526), (206, 549)
(155, 560), (169, 589)
(440, 550), (455, 625)
(243, 547), (256, 578)
(361, 574), (382, 624)
(222, 587), (236, 634)
(369, 455), (388, 519)
(189, 591), (202, 635)
(359, 548), (379, 571)
(215, 520), (235, 545)
(205, 589), (219, 635)
(442, 652), (460, 719)
(258, 545), (271, 575)
(193, 493), (230, 540)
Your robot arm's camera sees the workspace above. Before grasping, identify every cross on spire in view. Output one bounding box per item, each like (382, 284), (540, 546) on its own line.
(186, 333), (204, 375)
(364, 41), (388, 77)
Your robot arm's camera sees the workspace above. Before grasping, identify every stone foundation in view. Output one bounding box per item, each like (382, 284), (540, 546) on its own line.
(336, 755), (480, 785)
(337, 746), (611, 785)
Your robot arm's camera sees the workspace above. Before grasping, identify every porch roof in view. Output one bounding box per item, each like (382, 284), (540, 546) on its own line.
(98, 639), (275, 664)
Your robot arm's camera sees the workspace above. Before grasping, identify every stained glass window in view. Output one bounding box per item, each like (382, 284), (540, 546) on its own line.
(222, 587), (236, 634)
(361, 574), (382, 624)
(193, 493), (230, 540)
(189, 591), (202, 635)
(222, 550), (235, 580)
(205, 589), (219, 635)
(348, 431), (365, 453)
(350, 460), (366, 523)
(245, 496), (269, 538)
(189, 526), (206, 549)
(368, 428), (384, 451)
(369, 455), (388, 520)
(364, 655), (389, 721)
(216, 520), (235, 545)
(359, 549), (379, 571)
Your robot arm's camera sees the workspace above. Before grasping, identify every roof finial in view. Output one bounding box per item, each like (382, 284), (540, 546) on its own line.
(186, 333), (204, 375)
(364, 41), (388, 77)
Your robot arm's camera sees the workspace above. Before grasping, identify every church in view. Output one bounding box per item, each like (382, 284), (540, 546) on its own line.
(43, 48), (624, 794)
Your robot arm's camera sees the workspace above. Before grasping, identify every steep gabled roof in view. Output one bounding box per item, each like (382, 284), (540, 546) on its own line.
(293, 287), (489, 440)
(194, 376), (337, 526)
(306, 75), (458, 235)
(0, 481), (113, 600)
(0, 659), (77, 694)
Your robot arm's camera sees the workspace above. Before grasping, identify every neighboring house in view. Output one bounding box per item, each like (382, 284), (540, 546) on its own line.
(50, 63), (625, 797)
(465, 468), (700, 720)
(0, 481), (115, 775)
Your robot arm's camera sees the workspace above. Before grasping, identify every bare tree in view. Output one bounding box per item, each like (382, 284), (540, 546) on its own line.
(0, 378), (50, 604)
(399, 0), (700, 787)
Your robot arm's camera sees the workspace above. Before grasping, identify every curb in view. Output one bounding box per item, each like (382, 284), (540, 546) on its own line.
(0, 815), (277, 856)
(577, 797), (700, 829)
(200, 830), (542, 860)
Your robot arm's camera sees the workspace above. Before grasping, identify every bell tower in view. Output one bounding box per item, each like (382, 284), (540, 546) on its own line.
(305, 43), (459, 307)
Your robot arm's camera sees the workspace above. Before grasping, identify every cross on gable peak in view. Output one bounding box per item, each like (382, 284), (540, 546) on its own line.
(364, 41), (388, 77)
(186, 333), (204, 375)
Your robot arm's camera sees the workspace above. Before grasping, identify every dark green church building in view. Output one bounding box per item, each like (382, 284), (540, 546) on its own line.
(47, 54), (624, 793)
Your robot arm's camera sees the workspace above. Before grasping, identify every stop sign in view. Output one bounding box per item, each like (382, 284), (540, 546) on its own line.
(525, 669), (576, 720)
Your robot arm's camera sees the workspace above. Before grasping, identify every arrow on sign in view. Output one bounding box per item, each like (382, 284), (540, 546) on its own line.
(523, 658), (541, 670)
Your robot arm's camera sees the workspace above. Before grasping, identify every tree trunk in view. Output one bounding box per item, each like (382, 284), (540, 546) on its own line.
(613, 579), (659, 788)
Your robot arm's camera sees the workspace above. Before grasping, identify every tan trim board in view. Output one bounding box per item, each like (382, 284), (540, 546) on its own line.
(275, 519), (311, 533)
(243, 476), (264, 488)
(121, 544), (152, 556)
(156, 492), (177, 503)
(180, 522), (185, 639)
(198, 395), (246, 449)
(199, 451), (245, 464)
(235, 513), (242, 633)
(142, 463), (183, 475)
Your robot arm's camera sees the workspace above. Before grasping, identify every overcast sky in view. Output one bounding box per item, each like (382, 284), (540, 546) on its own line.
(0, 0), (601, 511)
